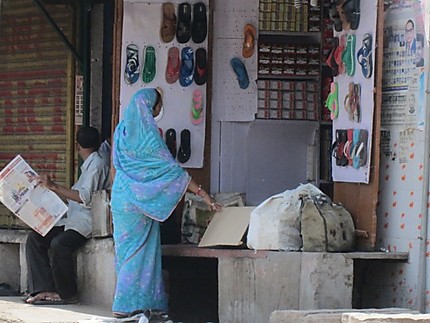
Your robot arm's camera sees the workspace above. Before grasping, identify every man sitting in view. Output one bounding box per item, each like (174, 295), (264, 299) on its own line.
(24, 126), (110, 305)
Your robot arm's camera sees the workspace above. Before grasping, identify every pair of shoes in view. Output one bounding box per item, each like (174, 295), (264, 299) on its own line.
(177, 2), (207, 44)
(357, 33), (373, 78)
(341, 34), (356, 76)
(24, 292), (78, 305)
(165, 129), (191, 163)
(344, 82), (361, 122)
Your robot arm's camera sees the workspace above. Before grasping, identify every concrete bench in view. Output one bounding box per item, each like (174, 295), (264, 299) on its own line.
(162, 244), (409, 323)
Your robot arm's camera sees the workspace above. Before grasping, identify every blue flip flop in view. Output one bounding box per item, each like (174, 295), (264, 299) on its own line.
(179, 47), (194, 87)
(230, 57), (249, 89)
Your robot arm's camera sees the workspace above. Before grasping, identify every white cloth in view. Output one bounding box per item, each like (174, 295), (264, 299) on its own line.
(55, 151), (110, 238)
(98, 140), (111, 166)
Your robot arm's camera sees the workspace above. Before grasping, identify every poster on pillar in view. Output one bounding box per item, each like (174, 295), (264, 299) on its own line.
(120, 0), (209, 168)
(330, 0), (377, 183)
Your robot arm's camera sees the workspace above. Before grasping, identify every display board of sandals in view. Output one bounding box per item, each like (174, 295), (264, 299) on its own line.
(324, 0), (376, 184)
(120, 1), (209, 168)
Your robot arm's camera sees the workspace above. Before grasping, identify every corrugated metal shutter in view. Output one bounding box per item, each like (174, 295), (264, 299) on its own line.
(0, 0), (74, 228)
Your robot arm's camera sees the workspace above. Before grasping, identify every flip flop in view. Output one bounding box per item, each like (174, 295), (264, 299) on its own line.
(344, 82), (360, 122)
(191, 89), (204, 125)
(329, 2), (342, 32)
(124, 44), (140, 85)
(165, 128), (177, 159)
(179, 47), (194, 87)
(325, 82), (339, 120)
(177, 129), (191, 163)
(242, 24), (257, 58)
(176, 2), (192, 44)
(191, 2), (207, 44)
(194, 48), (207, 85)
(230, 57), (249, 90)
(142, 46), (156, 83)
(341, 34), (356, 76)
(160, 2), (177, 43)
(165, 46), (180, 84)
(325, 38), (339, 76)
(336, 0), (351, 31)
(357, 33), (373, 78)
(342, 0), (360, 30)
(334, 35), (346, 74)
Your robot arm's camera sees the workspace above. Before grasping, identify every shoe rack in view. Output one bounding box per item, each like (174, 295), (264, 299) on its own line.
(257, 0), (334, 196)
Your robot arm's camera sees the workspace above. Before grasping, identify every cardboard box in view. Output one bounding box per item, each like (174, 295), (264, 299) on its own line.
(198, 207), (255, 248)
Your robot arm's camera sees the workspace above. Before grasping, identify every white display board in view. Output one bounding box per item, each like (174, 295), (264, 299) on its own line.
(331, 0), (378, 183)
(121, 0), (209, 168)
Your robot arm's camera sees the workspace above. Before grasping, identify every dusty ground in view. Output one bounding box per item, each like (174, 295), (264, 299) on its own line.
(0, 296), (113, 323)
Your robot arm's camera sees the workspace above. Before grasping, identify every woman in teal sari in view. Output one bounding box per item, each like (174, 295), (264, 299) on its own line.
(111, 88), (221, 319)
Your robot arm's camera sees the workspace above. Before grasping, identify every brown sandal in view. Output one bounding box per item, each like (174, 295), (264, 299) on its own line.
(160, 3), (176, 43)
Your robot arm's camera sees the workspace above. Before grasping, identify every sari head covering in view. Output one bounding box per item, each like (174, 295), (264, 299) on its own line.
(112, 88), (190, 221)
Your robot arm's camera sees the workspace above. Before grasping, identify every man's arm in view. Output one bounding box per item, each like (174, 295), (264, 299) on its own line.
(37, 175), (82, 203)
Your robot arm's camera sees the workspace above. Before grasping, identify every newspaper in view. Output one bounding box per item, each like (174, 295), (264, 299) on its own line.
(0, 155), (68, 236)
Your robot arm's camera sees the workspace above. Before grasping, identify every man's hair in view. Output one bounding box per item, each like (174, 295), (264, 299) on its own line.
(406, 19), (415, 29)
(76, 126), (100, 150)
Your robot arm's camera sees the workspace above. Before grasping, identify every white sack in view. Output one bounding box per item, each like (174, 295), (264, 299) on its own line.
(247, 183), (323, 251)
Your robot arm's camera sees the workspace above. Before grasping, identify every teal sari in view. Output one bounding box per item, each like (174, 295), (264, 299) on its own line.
(111, 88), (190, 314)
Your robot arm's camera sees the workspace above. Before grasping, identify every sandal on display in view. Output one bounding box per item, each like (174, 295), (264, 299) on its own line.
(176, 2), (192, 44)
(124, 44), (140, 85)
(336, 0), (350, 31)
(341, 34), (356, 76)
(342, 0), (360, 30)
(329, 2), (342, 32)
(357, 33), (373, 78)
(230, 57), (250, 90)
(242, 24), (257, 58)
(325, 81), (339, 120)
(165, 128), (177, 159)
(343, 128), (354, 166)
(334, 34), (346, 74)
(142, 46), (156, 83)
(177, 129), (191, 164)
(331, 129), (348, 167)
(326, 38), (339, 76)
(165, 46), (180, 84)
(160, 2), (177, 43)
(191, 2), (207, 44)
(344, 82), (361, 122)
(351, 129), (368, 168)
(191, 89), (204, 125)
(179, 47), (194, 87)
(194, 47), (208, 85)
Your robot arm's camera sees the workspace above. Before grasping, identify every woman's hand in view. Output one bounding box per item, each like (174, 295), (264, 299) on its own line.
(200, 190), (223, 211)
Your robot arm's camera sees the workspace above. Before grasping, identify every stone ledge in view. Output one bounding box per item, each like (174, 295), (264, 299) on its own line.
(270, 308), (419, 323)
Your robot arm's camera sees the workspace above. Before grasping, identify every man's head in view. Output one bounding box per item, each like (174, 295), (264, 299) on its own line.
(405, 19), (415, 44)
(152, 88), (163, 118)
(76, 126), (101, 152)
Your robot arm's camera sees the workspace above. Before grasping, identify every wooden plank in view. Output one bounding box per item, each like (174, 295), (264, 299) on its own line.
(334, 0), (384, 251)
